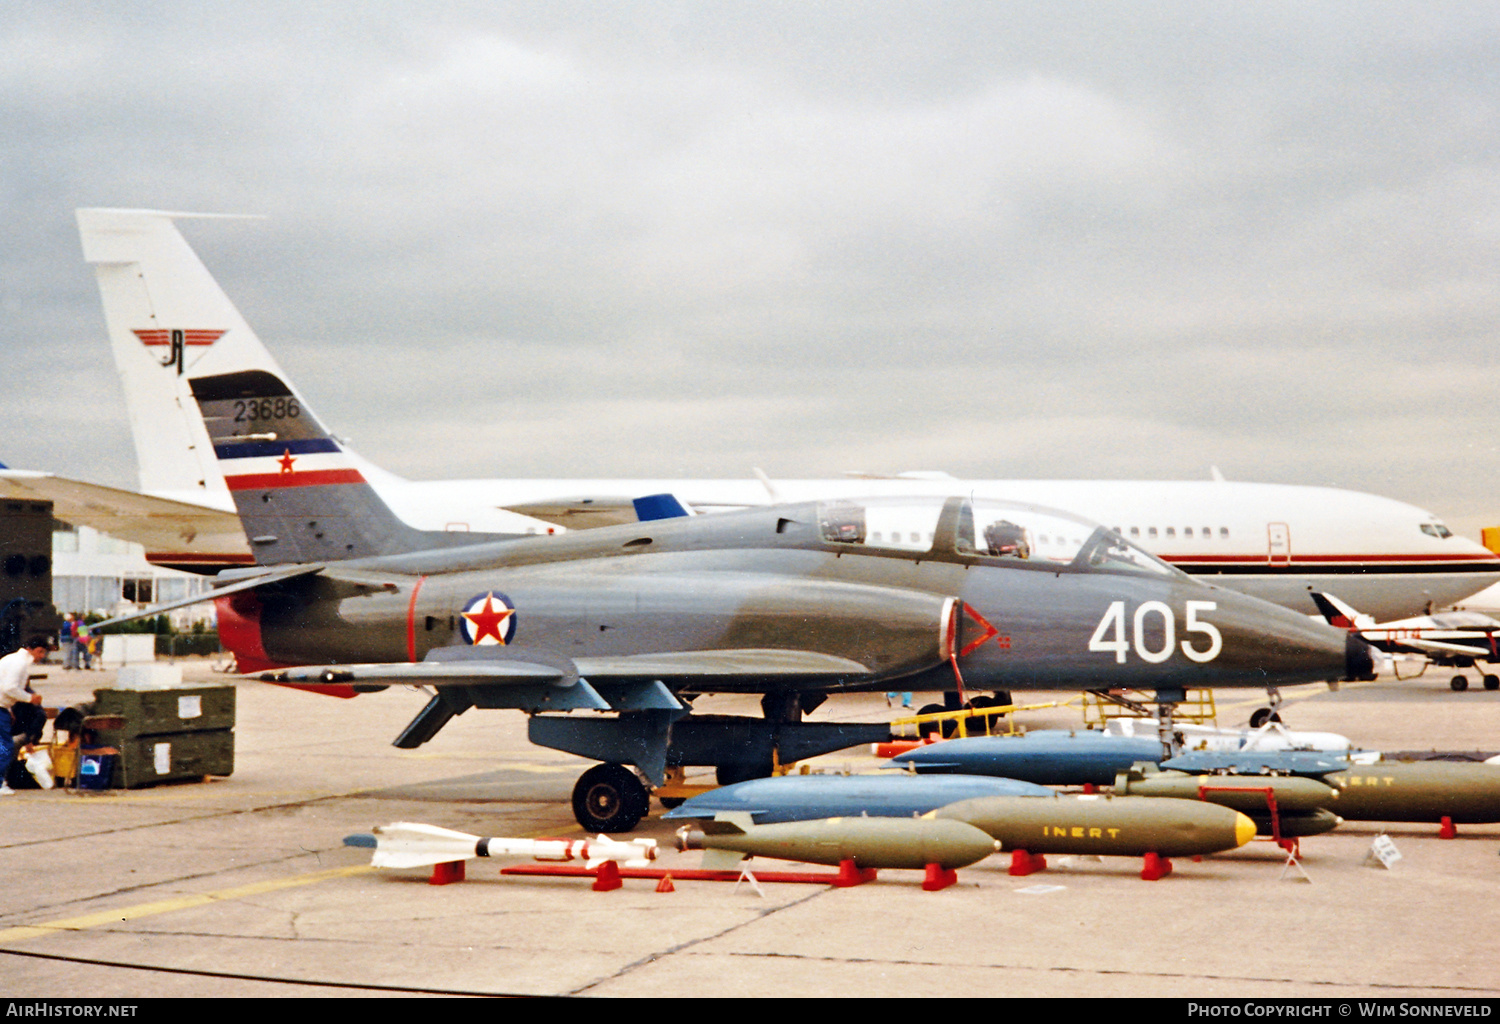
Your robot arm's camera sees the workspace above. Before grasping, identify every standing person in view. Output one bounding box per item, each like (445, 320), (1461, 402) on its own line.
(77, 622), (94, 670)
(0, 635), (51, 795)
(61, 614), (78, 671)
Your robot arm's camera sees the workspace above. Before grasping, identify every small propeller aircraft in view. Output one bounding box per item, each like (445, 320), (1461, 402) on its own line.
(99, 369), (1373, 832)
(1311, 591), (1500, 692)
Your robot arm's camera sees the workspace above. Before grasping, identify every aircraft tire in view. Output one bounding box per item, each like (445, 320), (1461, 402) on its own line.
(1249, 707), (1277, 728)
(1450, 675), (1469, 692)
(917, 703), (946, 738)
(1484, 674), (1499, 691)
(572, 763), (649, 833)
(967, 695), (1007, 734)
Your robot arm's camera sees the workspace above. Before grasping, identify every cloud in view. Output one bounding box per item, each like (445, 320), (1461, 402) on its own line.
(4, 2), (1500, 541)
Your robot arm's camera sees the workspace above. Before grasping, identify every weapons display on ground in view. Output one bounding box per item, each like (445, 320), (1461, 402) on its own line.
(661, 772), (1052, 824)
(932, 793), (1256, 859)
(345, 821), (659, 869)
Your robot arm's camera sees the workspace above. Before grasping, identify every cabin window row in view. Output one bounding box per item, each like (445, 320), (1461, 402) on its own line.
(867, 526), (1233, 545)
(1114, 526), (1231, 541)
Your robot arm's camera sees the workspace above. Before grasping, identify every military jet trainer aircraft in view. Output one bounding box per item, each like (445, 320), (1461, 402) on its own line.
(102, 369), (1373, 832)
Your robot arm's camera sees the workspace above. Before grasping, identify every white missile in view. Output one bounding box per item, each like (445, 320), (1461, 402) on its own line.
(345, 822), (659, 869)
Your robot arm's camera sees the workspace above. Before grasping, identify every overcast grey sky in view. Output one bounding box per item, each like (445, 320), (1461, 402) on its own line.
(5, 2), (1500, 536)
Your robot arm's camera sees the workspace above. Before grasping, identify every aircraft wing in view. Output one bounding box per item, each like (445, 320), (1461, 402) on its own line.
(258, 660), (580, 688)
(499, 497), (643, 529)
(252, 647), (877, 721)
(574, 648), (872, 684)
(255, 648), (872, 691)
(501, 495), (757, 529)
(0, 470), (250, 570)
(1383, 636), (1498, 658)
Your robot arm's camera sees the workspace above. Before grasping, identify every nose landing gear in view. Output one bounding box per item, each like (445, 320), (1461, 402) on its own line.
(1249, 687), (1284, 729)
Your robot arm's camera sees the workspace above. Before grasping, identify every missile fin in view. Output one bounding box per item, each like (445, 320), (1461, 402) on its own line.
(703, 812), (755, 834)
(701, 848), (749, 871)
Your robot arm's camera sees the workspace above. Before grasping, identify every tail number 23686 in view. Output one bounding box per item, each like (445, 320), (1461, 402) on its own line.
(1088, 601), (1222, 664)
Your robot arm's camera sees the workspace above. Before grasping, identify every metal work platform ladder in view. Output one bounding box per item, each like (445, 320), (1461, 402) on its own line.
(1080, 688), (1218, 727)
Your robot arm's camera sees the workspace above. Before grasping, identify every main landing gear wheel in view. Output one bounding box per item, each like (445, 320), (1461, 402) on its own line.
(572, 763), (650, 833)
(1451, 675), (1470, 692)
(1484, 674), (1499, 692)
(916, 703), (947, 738)
(1248, 707), (1283, 728)
(966, 694), (1008, 734)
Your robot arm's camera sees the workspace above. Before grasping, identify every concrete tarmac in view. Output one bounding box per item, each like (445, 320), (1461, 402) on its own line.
(2, 660), (1498, 998)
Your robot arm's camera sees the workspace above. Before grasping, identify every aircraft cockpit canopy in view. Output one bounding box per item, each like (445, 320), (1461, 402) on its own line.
(816, 497), (1180, 578)
(1420, 521), (1453, 539)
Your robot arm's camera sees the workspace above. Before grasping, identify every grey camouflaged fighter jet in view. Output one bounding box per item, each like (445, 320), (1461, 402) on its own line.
(114, 370), (1373, 832)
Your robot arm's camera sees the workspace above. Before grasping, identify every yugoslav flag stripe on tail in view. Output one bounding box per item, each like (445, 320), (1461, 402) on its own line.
(213, 432), (366, 492)
(214, 438), (342, 459)
(224, 469), (368, 491)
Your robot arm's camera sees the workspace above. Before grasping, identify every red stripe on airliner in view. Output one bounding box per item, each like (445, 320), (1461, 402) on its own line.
(224, 469), (367, 491)
(145, 552), (256, 565)
(1164, 554), (1500, 566)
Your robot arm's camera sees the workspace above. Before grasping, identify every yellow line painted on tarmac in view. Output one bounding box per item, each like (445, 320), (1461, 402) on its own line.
(0, 864), (375, 946)
(391, 753), (572, 771)
(36, 788), (353, 804)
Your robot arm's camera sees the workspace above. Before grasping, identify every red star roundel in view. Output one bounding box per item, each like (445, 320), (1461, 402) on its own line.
(459, 591), (518, 646)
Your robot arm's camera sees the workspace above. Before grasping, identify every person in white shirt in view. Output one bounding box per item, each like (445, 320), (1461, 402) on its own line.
(0, 636), (51, 795)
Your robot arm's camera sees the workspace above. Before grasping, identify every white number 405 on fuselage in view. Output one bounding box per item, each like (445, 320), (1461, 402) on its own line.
(1088, 600), (1222, 664)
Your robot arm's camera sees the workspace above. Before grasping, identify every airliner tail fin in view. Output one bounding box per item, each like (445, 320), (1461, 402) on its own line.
(77, 208), (288, 508)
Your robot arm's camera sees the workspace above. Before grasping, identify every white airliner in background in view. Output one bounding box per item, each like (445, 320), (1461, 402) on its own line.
(6, 207), (1492, 622)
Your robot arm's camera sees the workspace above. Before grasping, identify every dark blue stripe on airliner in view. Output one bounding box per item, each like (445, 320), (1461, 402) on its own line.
(214, 438), (342, 460)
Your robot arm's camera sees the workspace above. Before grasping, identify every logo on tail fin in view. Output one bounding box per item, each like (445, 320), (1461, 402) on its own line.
(133, 329), (227, 374)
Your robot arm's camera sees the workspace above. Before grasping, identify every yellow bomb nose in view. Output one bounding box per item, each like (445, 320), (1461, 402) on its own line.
(1234, 812), (1257, 849)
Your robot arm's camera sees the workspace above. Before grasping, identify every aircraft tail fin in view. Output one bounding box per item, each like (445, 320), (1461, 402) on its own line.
(76, 208), (295, 510)
(1309, 592), (1375, 631)
(189, 369), (518, 564)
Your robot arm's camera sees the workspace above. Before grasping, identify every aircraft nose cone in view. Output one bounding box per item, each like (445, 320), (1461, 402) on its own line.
(1204, 589), (1356, 686)
(1345, 633), (1376, 681)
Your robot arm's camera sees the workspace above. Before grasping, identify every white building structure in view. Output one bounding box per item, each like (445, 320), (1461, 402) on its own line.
(51, 525), (215, 628)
